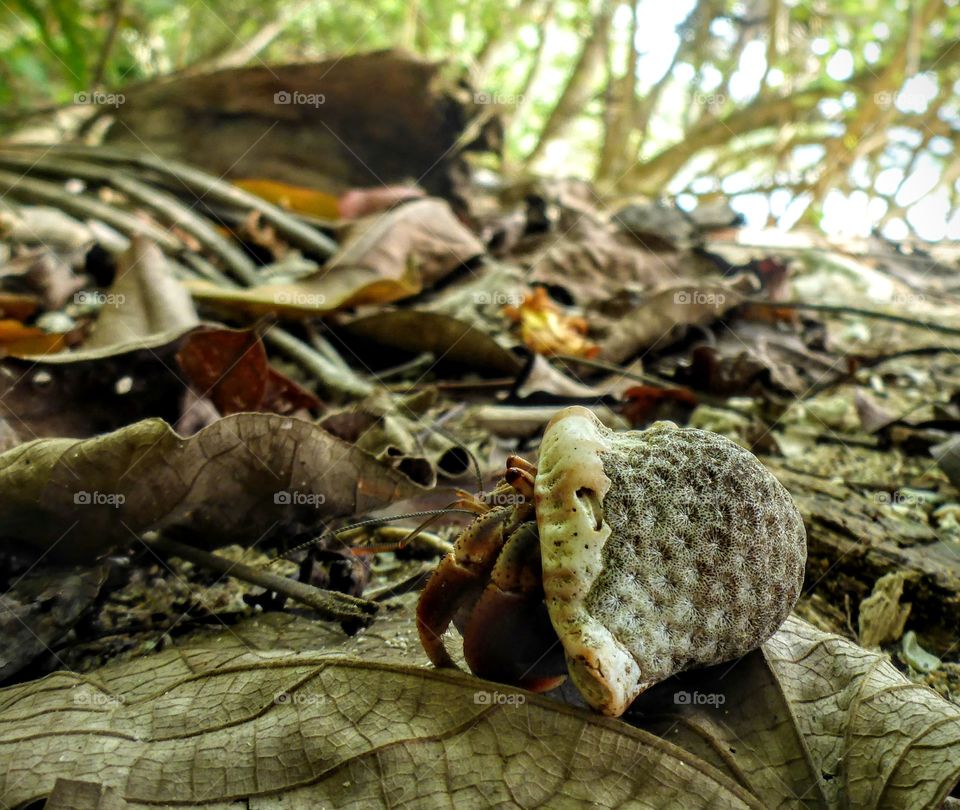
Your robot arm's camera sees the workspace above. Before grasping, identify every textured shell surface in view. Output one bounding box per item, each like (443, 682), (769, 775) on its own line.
(534, 406), (807, 716)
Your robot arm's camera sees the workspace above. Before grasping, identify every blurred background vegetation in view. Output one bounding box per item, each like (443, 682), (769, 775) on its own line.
(1, 0), (959, 239)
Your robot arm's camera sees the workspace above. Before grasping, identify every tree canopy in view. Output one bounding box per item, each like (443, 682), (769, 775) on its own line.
(2, 0), (959, 238)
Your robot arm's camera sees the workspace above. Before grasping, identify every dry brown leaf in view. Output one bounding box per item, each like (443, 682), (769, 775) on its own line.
(0, 412), (426, 561)
(176, 326), (322, 416)
(187, 198), (483, 318)
(0, 319), (67, 355)
(0, 607), (956, 808)
(598, 281), (744, 363)
(345, 310), (523, 376)
(504, 286), (599, 358)
(15, 236), (200, 363)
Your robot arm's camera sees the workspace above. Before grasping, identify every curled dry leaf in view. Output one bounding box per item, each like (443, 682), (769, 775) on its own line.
(0, 607), (957, 808)
(345, 310), (523, 376)
(15, 236), (200, 363)
(0, 412), (426, 562)
(187, 198), (484, 317)
(504, 286), (599, 358)
(597, 281), (744, 364)
(176, 326), (322, 416)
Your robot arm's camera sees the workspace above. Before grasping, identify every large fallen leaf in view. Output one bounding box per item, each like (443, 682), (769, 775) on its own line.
(0, 604), (956, 808)
(187, 198), (484, 317)
(0, 613), (761, 809)
(630, 614), (960, 808)
(0, 412), (426, 561)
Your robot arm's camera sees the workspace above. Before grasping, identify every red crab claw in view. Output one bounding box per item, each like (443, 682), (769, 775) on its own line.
(417, 507), (514, 669)
(462, 522), (566, 693)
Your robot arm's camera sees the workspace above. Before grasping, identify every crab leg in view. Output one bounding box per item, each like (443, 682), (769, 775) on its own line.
(462, 522), (567, 693)
(417, 507), (515, 670)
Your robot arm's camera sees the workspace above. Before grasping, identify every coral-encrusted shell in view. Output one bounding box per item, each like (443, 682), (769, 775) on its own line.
(534, 406), (806, 716)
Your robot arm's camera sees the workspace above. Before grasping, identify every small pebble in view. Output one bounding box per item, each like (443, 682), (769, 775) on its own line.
(36, 311), (76, 333)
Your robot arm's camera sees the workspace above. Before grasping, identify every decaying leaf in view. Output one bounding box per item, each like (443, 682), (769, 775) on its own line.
(0, 412), (425, 561)
(598, 281), (745, 363)
(0, 606), (956, 808)
(504, 286), (599, 358)
(176, 326), (322, 416)
(621, 384), (698, 426)
(345, 310), (523, 376)
(0, 564), (108, 680)
(187, 198), (483, 317)
(0, 340), (190, 450)
(15, 236), (200, 363)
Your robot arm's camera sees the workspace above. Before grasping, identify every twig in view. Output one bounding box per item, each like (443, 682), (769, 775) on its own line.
(92, 0), (124, 89)
(372, 525), (454, 557)
(552, 354), (756, 414)
(744, 299), (960, 337)
(304, 323), (352, 371)
(264, 328), (374, 399)
(0, 149), (258, 283)
(0, 168), (180, 250)
(181, 252), (236, 287)
(366, 562), (437, 602)
(145, 534), (378, 625)
(1, 144), (339, 257)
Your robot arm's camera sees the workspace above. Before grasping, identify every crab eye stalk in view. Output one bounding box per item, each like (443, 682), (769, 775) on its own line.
(417, 405), (807, 718)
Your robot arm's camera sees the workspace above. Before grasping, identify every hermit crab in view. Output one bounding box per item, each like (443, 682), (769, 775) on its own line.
(416, 406), (806, 717)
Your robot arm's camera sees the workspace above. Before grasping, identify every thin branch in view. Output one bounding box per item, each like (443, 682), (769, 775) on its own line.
(145, 534), (379, 626)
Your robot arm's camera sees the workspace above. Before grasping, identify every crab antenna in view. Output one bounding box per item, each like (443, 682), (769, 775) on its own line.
(266, 508), (478, 566)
